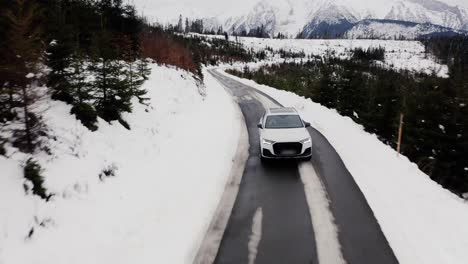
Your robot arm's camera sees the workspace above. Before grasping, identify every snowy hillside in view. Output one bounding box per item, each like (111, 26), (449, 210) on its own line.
(0, 65), (241, 264)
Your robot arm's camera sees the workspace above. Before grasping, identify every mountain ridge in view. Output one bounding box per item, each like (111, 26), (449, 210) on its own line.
(199, 0), (468, 39)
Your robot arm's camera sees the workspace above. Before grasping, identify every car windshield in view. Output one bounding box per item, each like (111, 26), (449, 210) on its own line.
(265, 115), (304, 129)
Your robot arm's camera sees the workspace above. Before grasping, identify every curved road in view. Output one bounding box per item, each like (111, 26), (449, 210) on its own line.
(206, 70), (399, 264)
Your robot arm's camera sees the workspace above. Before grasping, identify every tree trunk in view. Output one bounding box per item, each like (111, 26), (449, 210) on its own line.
(21, 83), (33, 153)
(102, 60), (107, 101)
(397, 113), (404, 155)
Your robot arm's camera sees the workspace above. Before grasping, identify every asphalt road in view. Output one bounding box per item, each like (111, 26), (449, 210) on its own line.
(208, 70), (399, 264)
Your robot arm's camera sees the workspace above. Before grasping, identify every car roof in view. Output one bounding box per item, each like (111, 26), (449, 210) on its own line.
(266, 107), (298, 115)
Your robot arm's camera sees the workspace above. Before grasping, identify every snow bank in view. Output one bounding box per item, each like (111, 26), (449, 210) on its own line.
(198, 34), (448, 77)
(219, 70), (468, 264)
(0, 65), (240, 264)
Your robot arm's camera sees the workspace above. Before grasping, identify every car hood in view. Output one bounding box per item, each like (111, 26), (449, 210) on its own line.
(262, 127), (310, 143)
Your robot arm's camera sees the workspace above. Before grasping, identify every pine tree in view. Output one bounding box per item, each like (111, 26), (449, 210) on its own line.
(90, 30), (131, 126)
(92, 57), (131, 122)
(217, 26), (223, 35)
(68, 52), (92, 105)
(137, 59), (151, 84)
(177, 14), (183, 33)
(121, 34), (148, 103)
(0, 20), (16, 126)
(46, 0), (76, 103)
(318, 62), (335, 108)
(48, 37), (75, 103)
(190, 19), (204, 34)
(185, 18), (190, 33)
(68, 51), (98, 131)
(1, 0), (46, 153)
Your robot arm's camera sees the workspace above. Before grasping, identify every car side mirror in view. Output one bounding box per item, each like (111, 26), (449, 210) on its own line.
(257, 123), (263, 129)
(304, 122), (311, 128)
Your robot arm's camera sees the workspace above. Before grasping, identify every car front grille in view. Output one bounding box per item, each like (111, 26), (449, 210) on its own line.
(273, 142), (302, 156)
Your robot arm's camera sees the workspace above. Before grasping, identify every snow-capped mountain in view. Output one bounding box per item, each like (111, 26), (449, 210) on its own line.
(345, 19), (464, 39)
(297, 3), (359, 38)
(384, 0), (468, 30)
(205, 0), (311, 38)
(198, 0), (468, 38)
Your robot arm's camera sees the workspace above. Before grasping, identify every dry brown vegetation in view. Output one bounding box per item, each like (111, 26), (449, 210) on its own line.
(140, 29), (197, 73)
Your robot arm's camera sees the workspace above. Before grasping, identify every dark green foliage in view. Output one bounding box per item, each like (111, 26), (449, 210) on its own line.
(121, 36), (149, 103)
(276, 32), (287, 39)
(279, 49), (306, 59)
(418, 36), (468, 193)
(421, 36), (468, 68)
(247, 25), (269, 38)
(352, 47), (385, 61)
(70, 103), (98, 131)
(228, 50), (468, 195)
(125, 59), (150, 103)
(40, 0), (148, 130)
(0, 0), (153, 158)
(68, 53), (93, 104)
(1, 0), (47, 154)
(137, 59), (151, 82)
(46, 0), (97, 103)
(24, 158), (48, 200)
(91, 57), (132, 122)
(173, 34), (257, 65)
(190, 19), (204, 34)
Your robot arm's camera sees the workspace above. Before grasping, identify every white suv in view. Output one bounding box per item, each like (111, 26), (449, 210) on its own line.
(258, 107), (312, 160)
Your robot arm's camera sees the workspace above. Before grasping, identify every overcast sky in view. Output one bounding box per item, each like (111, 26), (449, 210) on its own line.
(130, 0), (256, 22)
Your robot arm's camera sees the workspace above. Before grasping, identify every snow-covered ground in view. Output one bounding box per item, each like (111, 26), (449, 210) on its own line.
(0, 65), (241, 264)
(198, 34), (449, 77)
(218, 69), (468, 264)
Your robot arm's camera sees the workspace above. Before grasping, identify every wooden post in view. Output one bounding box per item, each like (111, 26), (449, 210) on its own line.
(397, 113), (404, 155)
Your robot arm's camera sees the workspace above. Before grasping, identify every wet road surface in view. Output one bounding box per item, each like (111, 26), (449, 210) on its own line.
(207, 70), (398, 264)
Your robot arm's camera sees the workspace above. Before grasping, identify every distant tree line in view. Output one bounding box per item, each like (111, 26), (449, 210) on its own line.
(167, 34), (265, 70)
(144, 23), (266, 74)
(171, 15), (290, 39)
(167, 15), (225, 36)
(228, 40), (468, 195)
(278, 49), (306, 59)
(352, 47), (386, 61)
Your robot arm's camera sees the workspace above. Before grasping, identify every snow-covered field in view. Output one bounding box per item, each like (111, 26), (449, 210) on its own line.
(198, 34), (449, 77)
(218, 69), (468, 264)
(0, 65), (241, 264)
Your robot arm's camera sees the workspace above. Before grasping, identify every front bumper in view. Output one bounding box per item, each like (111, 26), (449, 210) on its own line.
(261, 140), (312, 159)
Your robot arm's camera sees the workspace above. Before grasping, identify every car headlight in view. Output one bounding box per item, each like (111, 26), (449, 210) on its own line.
(262, 139), (275, 145)
(300, 137), (312, 144)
